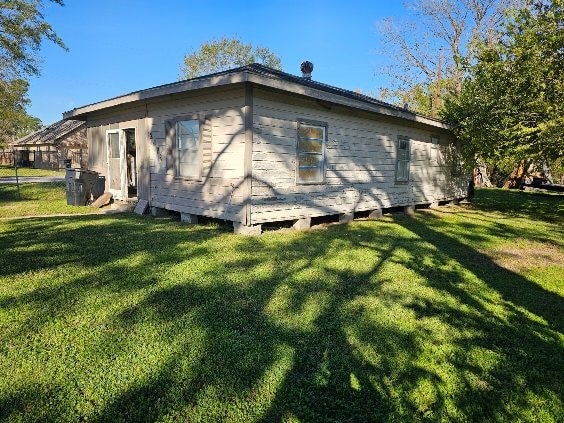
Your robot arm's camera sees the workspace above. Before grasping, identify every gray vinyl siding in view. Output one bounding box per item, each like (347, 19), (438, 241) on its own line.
(249, 87), (466, 224)
(87, 110), (147, 200)
(85, 82), (466, 226)
(147, 85), (247, 222)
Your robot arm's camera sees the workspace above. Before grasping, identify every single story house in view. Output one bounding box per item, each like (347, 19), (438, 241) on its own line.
(63, 63), (467, 234)
(10, 119), (87, 169)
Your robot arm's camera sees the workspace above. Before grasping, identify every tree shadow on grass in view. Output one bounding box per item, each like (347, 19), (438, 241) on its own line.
(471, 188), (564, 223)
(0, 211), (562, 422)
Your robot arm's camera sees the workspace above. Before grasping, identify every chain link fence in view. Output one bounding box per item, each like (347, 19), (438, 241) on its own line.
(0, 151), (22, 200)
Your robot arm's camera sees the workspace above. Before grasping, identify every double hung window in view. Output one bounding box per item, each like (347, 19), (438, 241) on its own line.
(297, 122), (326, 184)
(396, 136), (411, 182)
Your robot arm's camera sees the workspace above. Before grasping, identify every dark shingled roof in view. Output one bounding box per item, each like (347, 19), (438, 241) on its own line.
(11, 119), (85, 146)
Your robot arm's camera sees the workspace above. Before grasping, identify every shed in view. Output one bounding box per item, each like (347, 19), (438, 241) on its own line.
(63, 64), (467, 233)
(10, 119), (87, 169)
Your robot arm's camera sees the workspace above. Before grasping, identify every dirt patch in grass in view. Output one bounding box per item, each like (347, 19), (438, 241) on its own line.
(487, 239), (564, 272)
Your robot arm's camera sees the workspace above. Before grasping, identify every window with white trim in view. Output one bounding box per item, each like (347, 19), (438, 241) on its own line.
(297, 122), (326, 184)
(395, 136), (411, 182)
(176, 119), (200, 178)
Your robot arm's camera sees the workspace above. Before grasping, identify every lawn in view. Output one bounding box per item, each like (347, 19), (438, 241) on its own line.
(0, 165), (65, 178)
(0, 189), (562, 422)
(0, 182), (100, 218)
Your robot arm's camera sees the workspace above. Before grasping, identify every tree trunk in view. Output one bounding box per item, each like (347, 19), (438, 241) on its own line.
(473, 161), (493, 187)
(503, 160), (531, 189)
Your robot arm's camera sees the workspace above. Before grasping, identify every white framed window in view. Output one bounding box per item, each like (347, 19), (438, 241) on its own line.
(176, 119), (201, 178)
(395, 136), (411, 182)
(297, 121), (326, 184)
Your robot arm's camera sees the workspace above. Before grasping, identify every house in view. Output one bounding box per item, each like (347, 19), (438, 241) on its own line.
(63, 63), (467, 234)
(10, 119), (87, 169)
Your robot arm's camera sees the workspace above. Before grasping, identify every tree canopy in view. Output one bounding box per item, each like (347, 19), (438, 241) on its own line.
(180, 36), (282, 80)
(0, 78), (41, 147)
(0, 0), (66, 80)
(443, 0), (563, 168)
(0, 0), (65, 147)
(377, 0), (524, 116)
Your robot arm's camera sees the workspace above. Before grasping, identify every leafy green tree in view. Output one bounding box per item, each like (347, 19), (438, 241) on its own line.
(377, 0), (525, 116)
(443, 0), (563, 184)
(0, 0), (67, 79)
(180, 36), (282, 79)
(0, 0), (65, 147)
(0, 78), (41, 147)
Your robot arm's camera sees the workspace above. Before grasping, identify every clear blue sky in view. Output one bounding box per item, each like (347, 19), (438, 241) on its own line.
(28, 0), (410, 124)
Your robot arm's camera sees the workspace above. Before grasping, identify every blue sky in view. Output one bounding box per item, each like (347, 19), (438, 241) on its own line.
(29, 1), (410, 124)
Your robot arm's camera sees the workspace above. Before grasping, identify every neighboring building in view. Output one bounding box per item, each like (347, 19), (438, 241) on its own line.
(10, 119), (87, 169)
(63, 64), (467, 234)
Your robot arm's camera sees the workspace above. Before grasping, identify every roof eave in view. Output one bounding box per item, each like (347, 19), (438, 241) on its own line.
(63, 72), (250, 119)
(63, 68), (451, 131)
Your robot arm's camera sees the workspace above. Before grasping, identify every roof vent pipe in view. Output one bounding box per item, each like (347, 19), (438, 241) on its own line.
(300, 61), (313, 80)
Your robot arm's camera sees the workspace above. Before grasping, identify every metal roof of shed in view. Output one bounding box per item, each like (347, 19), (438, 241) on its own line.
(11, 119), (85, 146)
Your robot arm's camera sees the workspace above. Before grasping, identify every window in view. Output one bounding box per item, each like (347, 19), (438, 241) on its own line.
(395, 136), (411, 182)
(108, 132), (120, 159)
(176, 119), (200, 178)
(430, 135), (439, 162)
(297, 122), (326, 184)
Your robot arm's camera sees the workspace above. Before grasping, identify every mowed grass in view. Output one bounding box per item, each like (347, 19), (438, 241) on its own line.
(0, 165), (65, 178)
(0, 188), (562, 422)
(0, 183), (99, 218)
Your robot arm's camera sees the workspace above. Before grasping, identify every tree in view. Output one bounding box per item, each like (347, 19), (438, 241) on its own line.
(180, 36), (282, 79)
(0, 0), (65, 147)
(443, 0), (563, 186)
(0, 78), (41, 147)
(0, 0), (67, 80)
(377, 0), (524, 116)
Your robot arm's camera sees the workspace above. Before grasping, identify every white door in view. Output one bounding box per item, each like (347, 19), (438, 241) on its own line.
(106, 130), (127, 199)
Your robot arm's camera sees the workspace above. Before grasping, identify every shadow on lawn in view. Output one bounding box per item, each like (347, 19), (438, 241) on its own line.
(0, 206), (562, 421)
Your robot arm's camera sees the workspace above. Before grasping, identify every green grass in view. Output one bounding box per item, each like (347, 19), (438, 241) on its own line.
(0, 165), (65, 178)
(0, 182), (99, 218)
(0, 188), (562, 422)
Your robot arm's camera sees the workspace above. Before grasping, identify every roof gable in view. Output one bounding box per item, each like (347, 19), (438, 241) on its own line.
(11, 119), (85, 146)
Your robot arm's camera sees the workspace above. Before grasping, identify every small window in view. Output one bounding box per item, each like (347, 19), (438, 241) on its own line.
(396, 136), (411, 182)
(297, 122), (326, 184)
(430, 136), (439, 162)
(108, 132), (120, 159)
(176, 119), (200, 178)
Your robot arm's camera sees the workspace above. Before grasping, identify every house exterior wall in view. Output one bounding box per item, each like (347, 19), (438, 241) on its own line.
(148, 85), (247, 222)
(87, 106), (147, 200)
(12, 127), (87, 170)
(86, 84), (247, 220)
(60, 127), (88, 168)
(84, 82), (466, 224)
(249, 86), (467, 224)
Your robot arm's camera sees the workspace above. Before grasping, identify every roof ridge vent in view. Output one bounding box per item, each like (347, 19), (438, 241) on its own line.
(300, 61), (313, 80)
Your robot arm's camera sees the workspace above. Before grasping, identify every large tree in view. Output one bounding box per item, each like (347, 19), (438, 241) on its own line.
(443, 0), (563, 185)
(377, 0), (524, 116)
(0, 0), (65, 146)
(0, 78), (41, 147)
(180, 36), (282, 80)
(0, 0), (66, 80)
